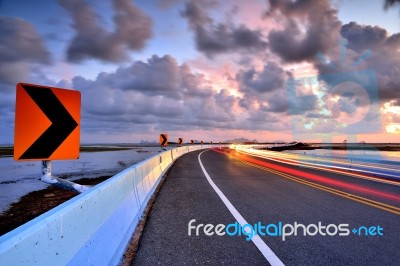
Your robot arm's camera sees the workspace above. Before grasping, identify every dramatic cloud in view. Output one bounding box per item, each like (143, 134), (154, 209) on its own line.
(341, 22), (387, 52)
(101, 55), (181, 98)
(0, 17), (51, 64)
(181, 0), (267, 57)
(59, 0), (152, 62)
(266, 0), (341, 63)
(0, 17), (51, 86)
(235, 61), (299, 121)
(384, 0), (400, 9)
(317, 22), (400, 104)
(0, 62), (30, 86)
(65, 53), (292, 135)
(368, 33), (400, 103)
(1, 0), (399, 143)
(237, 61), (285, 93)
(71, 55), (239, 133)
(284, 21), (400, 137)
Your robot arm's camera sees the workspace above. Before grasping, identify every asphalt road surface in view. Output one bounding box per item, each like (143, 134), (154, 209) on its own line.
(133, 148), (400, 265)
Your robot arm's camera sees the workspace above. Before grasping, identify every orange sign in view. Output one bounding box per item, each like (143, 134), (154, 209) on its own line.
(14, 83), (80, 161)
(160, 134), (168, 146)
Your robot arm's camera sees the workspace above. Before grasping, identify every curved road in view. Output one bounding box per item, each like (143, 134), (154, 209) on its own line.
(133, 148), (399, 265)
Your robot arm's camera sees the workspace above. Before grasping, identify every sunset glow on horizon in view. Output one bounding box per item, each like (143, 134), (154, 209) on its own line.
(0, 0), (399, 144)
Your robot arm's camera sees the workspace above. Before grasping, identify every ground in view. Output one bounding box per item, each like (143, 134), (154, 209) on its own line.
(0, 176), (111, 236)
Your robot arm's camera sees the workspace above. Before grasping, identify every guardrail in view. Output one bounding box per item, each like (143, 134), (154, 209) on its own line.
(0, 145), (215, 265)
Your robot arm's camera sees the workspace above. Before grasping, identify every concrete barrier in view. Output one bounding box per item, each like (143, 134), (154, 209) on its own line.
(0, 145), (215, 265)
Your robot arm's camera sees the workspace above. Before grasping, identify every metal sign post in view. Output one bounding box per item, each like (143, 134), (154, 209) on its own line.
(41, 160), (89, 193)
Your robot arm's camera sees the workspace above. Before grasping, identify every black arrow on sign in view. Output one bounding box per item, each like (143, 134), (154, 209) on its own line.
(19, 85), (78, 159)
(178, 138), (183, 145)
(160, 134), (167, 146)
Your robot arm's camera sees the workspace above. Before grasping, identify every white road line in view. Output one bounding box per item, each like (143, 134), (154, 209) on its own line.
(198, 150), (284, 266)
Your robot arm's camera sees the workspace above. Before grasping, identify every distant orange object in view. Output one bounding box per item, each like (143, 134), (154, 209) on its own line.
(160, 134), (168, 146)
(14, 83), (80, 161)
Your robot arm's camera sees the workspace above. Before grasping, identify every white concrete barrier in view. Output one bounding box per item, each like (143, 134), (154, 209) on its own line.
(0, 145), (216, 265)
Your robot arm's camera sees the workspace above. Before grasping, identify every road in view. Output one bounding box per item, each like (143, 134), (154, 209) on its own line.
(133, 148), (400, 265)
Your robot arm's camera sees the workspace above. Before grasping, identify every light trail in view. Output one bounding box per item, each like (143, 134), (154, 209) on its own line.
(211, 148), (400, 204)
(237, 149), (400, 186)
(235, 147), (400, 184)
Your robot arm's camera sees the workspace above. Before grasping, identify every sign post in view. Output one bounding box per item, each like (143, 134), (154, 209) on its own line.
(14, 83), (87, 193)
(41, 160), (88, 193)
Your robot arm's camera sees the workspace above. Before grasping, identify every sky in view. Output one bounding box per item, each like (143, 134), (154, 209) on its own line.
(0, 0), (400, 144)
